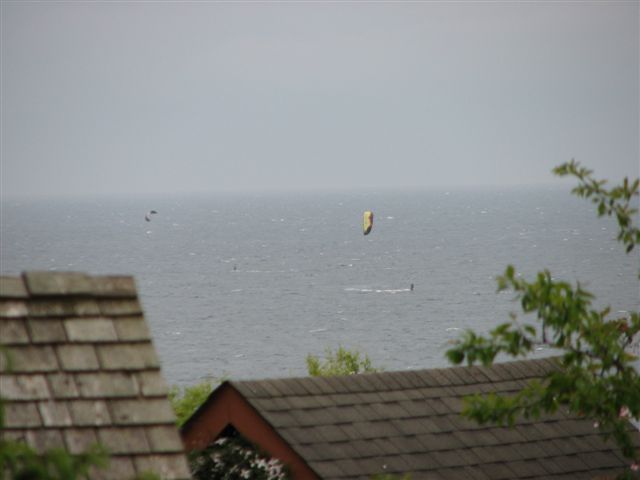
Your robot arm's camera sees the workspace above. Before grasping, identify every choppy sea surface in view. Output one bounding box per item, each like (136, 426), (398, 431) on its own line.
(1, 187), (638, 386)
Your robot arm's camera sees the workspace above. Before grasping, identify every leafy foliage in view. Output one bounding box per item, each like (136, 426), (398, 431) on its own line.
(132, 473), (161, 480)
(168, 380), (216, 427)
(306, 346), (380, 376)
(189, 434), (289, 480)
(554, 159), (639, 254)
(0, 442), (108, 480)
(371, 474), (412, 480)
(446, 161), (640, 476)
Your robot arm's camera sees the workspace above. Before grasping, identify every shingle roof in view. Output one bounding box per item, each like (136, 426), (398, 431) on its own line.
(0, 272), (191, 480)
(184, 358), (640, 480)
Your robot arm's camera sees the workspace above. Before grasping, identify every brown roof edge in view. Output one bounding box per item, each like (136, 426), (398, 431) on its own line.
(181, 381), (320, 480)
(180, 380), (231, 438)
(11, 271), (138, 298)
(0, 276), (28, 298)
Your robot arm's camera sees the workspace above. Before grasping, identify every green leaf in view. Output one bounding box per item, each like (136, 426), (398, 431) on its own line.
(446, 349), (465, 365)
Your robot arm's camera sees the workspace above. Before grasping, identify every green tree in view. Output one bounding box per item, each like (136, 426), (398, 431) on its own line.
(306, 346), (380, 376)
(446, 160), (640, 477)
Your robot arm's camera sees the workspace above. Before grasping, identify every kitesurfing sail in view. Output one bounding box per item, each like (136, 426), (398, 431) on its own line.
(363, 211), (374, 235)
(145, 210), (158, 222)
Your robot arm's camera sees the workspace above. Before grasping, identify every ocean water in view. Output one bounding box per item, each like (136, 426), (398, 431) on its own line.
(1, 187), (638, 386)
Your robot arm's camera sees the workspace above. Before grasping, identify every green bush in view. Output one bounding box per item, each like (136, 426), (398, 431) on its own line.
(306, 346), (379, 376)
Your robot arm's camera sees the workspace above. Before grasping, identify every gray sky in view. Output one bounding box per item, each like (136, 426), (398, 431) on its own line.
(1, 1), (638, 197)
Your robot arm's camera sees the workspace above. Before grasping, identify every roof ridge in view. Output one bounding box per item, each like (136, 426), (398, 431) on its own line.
(230, 357), (561, 397)
(1, 272), (137, 298)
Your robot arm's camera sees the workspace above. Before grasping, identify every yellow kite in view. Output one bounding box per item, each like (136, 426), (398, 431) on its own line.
(363, 211), (374, 235)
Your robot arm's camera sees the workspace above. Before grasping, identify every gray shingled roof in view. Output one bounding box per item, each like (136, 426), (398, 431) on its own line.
(215, 358), (639, 480)
(0, 272), (191, 480)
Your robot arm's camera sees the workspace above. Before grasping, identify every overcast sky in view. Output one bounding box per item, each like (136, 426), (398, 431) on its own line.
(1, 1), (638, 197)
